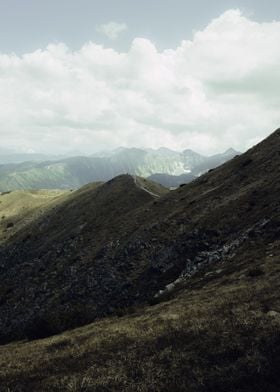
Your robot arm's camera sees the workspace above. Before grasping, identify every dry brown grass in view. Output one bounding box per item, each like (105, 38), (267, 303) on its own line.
(0, 242), (280, 392)
(0, 190), (70, 244)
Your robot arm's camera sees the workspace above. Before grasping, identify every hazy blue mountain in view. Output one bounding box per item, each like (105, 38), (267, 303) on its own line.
(191, 148), (240, 176)
(0, 147), (84, 164)
(0, 147), (239, 191)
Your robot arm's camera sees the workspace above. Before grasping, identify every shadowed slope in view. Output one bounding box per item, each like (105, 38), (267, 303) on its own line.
(0, 226), (280, 392)
(0, 130), (279, 391)
(0, 175), (164, 341)
(0, 130), (279, 343)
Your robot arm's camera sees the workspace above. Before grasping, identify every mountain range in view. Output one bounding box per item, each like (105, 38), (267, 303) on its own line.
(0, 147), (239, 191)
(0, 130), (279, 391)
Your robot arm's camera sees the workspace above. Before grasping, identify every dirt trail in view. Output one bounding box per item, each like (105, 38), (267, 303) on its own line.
(133, 176), (160, 198)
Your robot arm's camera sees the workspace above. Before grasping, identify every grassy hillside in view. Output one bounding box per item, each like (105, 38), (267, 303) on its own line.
(0, 176), (167, 342)
(0, 239), (279, 391)
(0, 129), (279, 391)
(0, 189), (71, 244)
(0, 130), (279, 343)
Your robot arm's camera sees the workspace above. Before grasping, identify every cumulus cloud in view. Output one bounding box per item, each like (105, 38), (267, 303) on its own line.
(96, 21), (128, 40)
(0, 9), (280, 155)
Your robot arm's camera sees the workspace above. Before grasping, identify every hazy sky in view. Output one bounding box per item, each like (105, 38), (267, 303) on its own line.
(0, 0), (280, 154)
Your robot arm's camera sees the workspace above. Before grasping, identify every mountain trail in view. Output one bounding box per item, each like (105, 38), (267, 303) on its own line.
(132, 175), (160, 198)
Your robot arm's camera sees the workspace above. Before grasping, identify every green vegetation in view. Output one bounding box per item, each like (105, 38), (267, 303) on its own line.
(0, 189), (71, 244)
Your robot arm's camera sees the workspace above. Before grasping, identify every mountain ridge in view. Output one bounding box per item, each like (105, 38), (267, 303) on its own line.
(0, 129), (280, 391)
(0, 129), (278, 342)
(0, 147), (239, 191)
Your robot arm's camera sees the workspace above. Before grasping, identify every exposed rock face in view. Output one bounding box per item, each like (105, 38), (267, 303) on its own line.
(0, 129), (279, 342)
(154, 217), (273, 299)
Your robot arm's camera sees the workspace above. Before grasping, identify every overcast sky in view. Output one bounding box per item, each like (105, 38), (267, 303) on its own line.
(0, 0), (280, 154)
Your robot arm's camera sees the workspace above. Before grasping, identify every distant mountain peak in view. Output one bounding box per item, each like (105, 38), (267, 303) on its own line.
(223, 148), (239, 155)
(0, 145), (244, 191)
(157, 147), (176, 153)
(182, 148), (197, 154)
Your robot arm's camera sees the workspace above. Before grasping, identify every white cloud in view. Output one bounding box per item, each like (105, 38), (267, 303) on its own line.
(0, 10), (280, 155)
(96, 21), (128, 40)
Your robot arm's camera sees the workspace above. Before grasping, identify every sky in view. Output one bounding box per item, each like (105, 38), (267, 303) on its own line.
(0, 0), (280, 155)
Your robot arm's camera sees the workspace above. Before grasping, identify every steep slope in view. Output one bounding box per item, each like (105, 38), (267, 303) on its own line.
(133, 176), (169, 197)
(191, 148), (239, 175)
(0, 176), (165, 341)
(1, 241), (280, 391)
(0, 147), (238, 191)
(0, 129), (279, 343)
